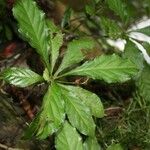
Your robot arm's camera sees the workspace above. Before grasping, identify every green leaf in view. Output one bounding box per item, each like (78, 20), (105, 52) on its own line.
(65, 54), (138, 83)
(60, 85), (95, 136)
(137, 63), (150, 103)
(13, 0), (50, 69)
(123, 40), (144, 71)
(24, 83), (65, 139)
(106, 0), (130, 23)
(84, 137), (101, 150)
(106, 143), (123, 150)
(100, 17), (123, 39)
(23, 112), (41, 139)
(61, 7), (72, 28)
(56, 38), (95, 75)
(36, 83), (65, 139)
(142, 42), (150, 56)
(132, 26), (150, 36)
(85, 1), (96, 16)
(56, 121), (83, 150)
(0, 67), (43, 87)
(46, 19), (60, 33)
(43, 68), (50, 82)
(51, 32), (63, 71)
(60, 84), (104, 118)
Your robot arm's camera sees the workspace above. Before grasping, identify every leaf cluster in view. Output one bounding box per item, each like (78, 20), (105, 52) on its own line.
(0, 0), (145, 149)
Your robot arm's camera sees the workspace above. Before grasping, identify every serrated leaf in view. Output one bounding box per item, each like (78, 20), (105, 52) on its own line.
(36, 83), (65, 139)
(100, 17), (123, 39)
(84, 137), (101, 150)
(13, 0), (50, 69)
(0, 67), (43, 87)
(60, 84), (104, 118)
(106, 0), (130, 23)
(46, 19), (60, 33)
(56, 38), (95, 75)
(64, 54), (138, 83)
(123, 40), (144, 71)
(60, 85), (95, 136)
(56, 121), (83, 150)
(137, 63), (150, 103)
(132, 26), (150, 36)
(51, 32), (63, 71)
(24, 83), (65, 139)
(107, 143), (123, 150)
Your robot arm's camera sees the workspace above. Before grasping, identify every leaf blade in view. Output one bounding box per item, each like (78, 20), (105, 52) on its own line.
(65, 54), (138, 83)
(0, 67), (43, 87)
(56, 38), (95, 75)
(56, 121), (83, 150)
(24, 82), (65, 139)
(60, 85), (95, 136)
(13, 0), (50, 69)
(60, 84), (104, 118)
(137, 63), (150, 103)
(51, 32), (63, 71)
(106, 0), (130, 23)
(100, 17), (123, 39)
(123, 40), (144, 72)
(84, 137), (101, 150)
(132, 26), (150, 36)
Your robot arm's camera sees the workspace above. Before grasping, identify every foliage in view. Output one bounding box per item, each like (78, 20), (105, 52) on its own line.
(0, 0), (150, 149)
(0, 0), (140, 149)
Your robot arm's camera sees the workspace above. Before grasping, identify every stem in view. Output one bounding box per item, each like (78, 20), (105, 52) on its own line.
(54, 71), (70, 80)
(57, 80), (76, 85)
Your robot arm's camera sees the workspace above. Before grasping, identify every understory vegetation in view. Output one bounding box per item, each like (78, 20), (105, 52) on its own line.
(0, 0), (150, 149)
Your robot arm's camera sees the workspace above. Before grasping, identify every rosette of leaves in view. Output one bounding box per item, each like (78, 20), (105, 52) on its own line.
(0, 0), (138, 149)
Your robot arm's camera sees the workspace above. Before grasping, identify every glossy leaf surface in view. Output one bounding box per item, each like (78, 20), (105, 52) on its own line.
(65, 54), (138, 83)
(0, 67), (43, 87)
(13, 0), (50, 69)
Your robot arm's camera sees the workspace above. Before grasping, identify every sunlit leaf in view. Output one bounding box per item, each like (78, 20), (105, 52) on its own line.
(13, 0), (50, 69)
(65, 54), (138, 83)
(0, 67), (43, 87)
